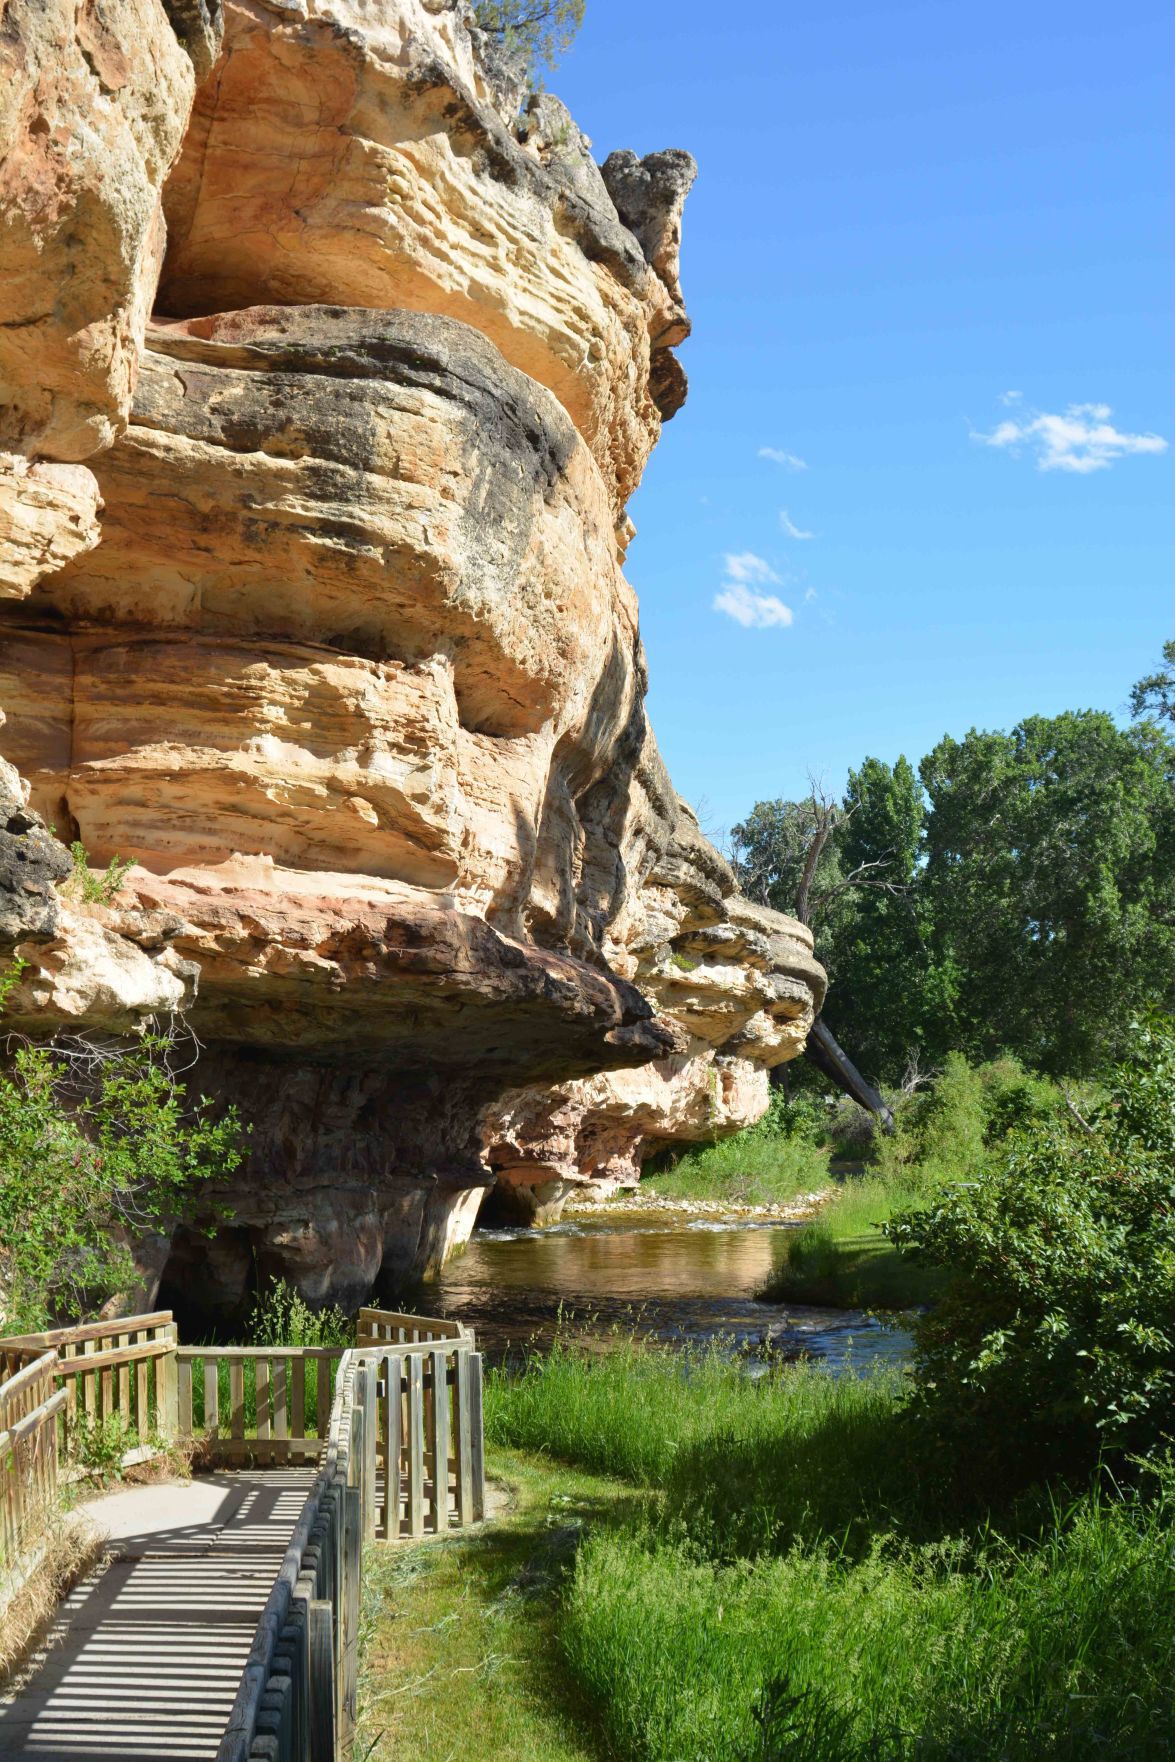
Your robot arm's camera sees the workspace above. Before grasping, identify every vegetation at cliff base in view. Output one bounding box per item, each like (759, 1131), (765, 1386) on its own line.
(763, 1050), (1074, 1309)
(641, 1085), (831, 1207)
(0, 1025), (243, 1332)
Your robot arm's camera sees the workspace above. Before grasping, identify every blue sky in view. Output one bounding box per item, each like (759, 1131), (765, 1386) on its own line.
(549, 0), (1173, 843)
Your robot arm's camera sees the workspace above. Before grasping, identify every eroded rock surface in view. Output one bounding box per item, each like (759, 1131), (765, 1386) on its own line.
(157, 0), (692, 515)
(0, 0), (824, 1312)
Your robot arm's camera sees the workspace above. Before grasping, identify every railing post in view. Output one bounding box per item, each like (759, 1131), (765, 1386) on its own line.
(362, 1361), (377, 1539)
(469, 1351), (486, 1522)
(307, 1599), (335, 1762)
(341, 1484), (361, 1750)
(157, 1322), (179, 1441)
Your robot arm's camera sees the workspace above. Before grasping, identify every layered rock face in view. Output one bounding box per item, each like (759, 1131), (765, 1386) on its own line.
(0, 0), (824, 1315)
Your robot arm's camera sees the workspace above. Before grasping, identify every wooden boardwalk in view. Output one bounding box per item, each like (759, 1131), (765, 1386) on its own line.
(1, 1307), (487, 1760)
(0, 1471), (314, 1761)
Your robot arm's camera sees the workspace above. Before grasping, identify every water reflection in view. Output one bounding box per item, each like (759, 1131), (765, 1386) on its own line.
(383, 1212), (911, 1375)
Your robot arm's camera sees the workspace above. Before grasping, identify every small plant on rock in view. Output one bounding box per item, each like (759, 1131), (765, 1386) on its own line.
(65, 840), (133, 905)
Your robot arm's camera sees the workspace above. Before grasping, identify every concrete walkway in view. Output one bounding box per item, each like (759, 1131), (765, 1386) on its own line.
(0, 1470), (314, 1761)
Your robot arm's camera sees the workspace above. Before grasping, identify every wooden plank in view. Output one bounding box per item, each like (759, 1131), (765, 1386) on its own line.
(0, 1311), (172, 1350)
(290, 1356), (305, 1443)
(177, 1355), (193, 1438)
(362, 1365), (377, 1539)
(341, 1485), (361, 1750)
(39, 1339), (175, 1377)
(407, 1354), (425, 1539)
(382, 1354), (401, 1540)
(257, 1356), (271, 1442)
(157, 1324), (178, 1439)
(230, 1358), (245, 1440)
(469, 1352), (486, 1522)
(454, 1349), (474, 1528)
(203, 1355), (219, 1438)
(82, 1337), (97, 1422)
(315, 1357), (330, 1439)
(308, 1600), (335, 1762)
(135, 1331), (149, 1437)
(273, 1358), (288, 1439)
(179, 1345), (343, 1359)
(117, 1331), (131, 1431)
(428, 1348), (448, 1533)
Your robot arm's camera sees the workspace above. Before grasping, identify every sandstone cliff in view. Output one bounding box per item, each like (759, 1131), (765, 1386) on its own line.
(0, 0), (824, 1318)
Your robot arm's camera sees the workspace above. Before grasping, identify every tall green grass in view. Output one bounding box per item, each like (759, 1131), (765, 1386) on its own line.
(485, 1338), (1175, 1762)
(763, 1174), (945, 1308)
(487, 1337), (910, 1555)
(641, 1129), (829, 1206)
(565, 1489), (1175, 1762)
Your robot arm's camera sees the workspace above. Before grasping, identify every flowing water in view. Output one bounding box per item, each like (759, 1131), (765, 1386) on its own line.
(399, 1207), (912, 1373)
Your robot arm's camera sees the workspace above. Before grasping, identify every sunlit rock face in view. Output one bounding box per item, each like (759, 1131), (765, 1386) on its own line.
(484, 790), (827, 1223)
(156, 0), (693, 518)
(0, 0), (824, 1311)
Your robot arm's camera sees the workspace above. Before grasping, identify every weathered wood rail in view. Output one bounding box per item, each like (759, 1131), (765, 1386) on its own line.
(0, 1304), (488, 1759)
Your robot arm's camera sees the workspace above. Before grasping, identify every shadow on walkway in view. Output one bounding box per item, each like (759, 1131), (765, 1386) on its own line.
(0, 1470), (312, 1762)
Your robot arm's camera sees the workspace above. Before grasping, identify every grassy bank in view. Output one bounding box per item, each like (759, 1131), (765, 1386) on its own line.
(357, 1339), (1175, 1762)
(762, 1055), (1081, 1310)
(639, 1105), (830, 1208)
(762, 1172), (944, 1308)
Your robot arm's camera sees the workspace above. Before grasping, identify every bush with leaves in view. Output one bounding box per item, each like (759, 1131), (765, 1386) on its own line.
(887, 1017), (1175, 1490)
(0, 1031), (244, 1331)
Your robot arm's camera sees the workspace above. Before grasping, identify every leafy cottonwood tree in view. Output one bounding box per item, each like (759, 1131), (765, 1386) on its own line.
(822, 756), (941, 1080)
(920, 710), (1175, 1074)
(1131, 636), (1175, 726)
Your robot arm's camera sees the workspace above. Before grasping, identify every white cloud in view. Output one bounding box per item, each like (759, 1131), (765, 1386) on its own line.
(758, 446), (808, 471)
(713, 552), (792, 628)
(973, 399), (1168, 474)
(723, 551), (782, 586)
(1000, 389), (1023, 406)
(779, 509), (815, 540)
(713, 583), (794, 628)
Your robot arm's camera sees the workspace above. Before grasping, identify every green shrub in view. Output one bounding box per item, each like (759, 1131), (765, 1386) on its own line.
(0, 1033), (244, 1331)
(888, 1017), (1175, 1489)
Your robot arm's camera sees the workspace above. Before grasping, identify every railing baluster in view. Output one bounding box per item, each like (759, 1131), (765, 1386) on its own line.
(407, 1354), (425, 1539)
(428, 1348), (448, 1533)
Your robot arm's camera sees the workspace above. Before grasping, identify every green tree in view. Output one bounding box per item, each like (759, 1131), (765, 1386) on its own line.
(473, 0), (585, 80)
(0, 1032), (244, 1331)
(919, 710), (1175, 1074)
(822, 756), (939, 1081)
(1131, 636), (1175, 726)
(729, 793), (848, 932)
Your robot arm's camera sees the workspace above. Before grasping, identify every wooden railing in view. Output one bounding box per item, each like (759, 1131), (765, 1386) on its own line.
(1, 1311), (178, 1454)
(176, 1346), (346, 1465)
(0, 1303), (487, 1759)
(356, 1305), (467, 1347)
(0, 1350), (68, 1584)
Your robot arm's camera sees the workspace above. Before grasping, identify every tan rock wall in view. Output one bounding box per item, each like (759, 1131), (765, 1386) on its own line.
(157, 0), (692, 516)
(0, 0), (826, 1311)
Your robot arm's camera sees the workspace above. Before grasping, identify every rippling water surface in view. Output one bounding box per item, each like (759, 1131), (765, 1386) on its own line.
(395, 1209), (911, 1374)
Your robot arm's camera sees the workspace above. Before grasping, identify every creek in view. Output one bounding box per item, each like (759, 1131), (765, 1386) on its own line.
(399, 1205), (912, 1373)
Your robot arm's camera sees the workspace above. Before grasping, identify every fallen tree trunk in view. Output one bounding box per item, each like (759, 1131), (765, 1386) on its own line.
(803, 1018), (895, 1134)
